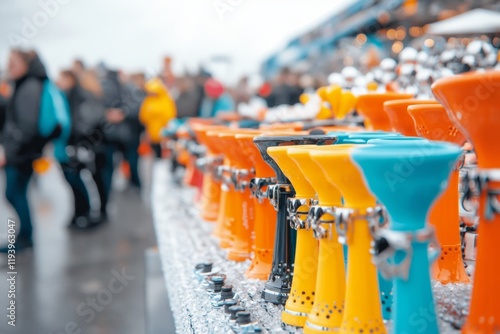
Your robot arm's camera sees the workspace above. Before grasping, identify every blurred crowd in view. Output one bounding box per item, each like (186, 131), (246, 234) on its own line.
(173, 66), (321, 118)
(0, 49), (313, 254)
(0, 50), (154, 254)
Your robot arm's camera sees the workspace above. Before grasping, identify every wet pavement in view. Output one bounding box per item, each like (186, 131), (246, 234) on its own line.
(0, 158), (175, 334)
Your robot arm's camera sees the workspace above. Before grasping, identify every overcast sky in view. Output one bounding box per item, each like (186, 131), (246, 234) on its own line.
(0, 0), (354, 83)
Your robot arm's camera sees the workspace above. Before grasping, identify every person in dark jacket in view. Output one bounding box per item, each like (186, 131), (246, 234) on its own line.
(120, 72), (145, 188)
(77, 69), (109, 221)
(97, 68), (123, 217)
(0, 49), (47, 252)
(0, 78), (10, 135)
(0, 94), (7, 136)
(193, 69), (211, 115)
(175, 76), (200, 119)
(99, 67), (143, 212)
(268, 67), (303, 107)
(56, 70), (105, 229)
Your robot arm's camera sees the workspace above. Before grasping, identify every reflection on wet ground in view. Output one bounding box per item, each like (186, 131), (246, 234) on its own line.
(0, 158), (174, 333)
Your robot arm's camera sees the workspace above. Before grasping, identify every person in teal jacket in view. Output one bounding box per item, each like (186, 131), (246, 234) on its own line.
(199, 79), (234, 118)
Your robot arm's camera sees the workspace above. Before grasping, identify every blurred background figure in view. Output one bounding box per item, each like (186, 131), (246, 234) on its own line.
(121, 71), (147, 186)
(97, 65), (145, 219)
(299, 74), (316, 94)
(0, 75), (10, 137)
(199, 78), (234, 118)
(234, 76), (251, 107)
(267, 67), (303, 107)
(99, 66), (127, 218)
(287, 70), (304, 105)
(72, 58), (86, 79)
(257, 81), (274, 107)
(1, 49), (48, 251)
(56, 69), (106, 229)
(76, 68), (111, 221)
(193, 69), (212, 115)
(175, 76), (200, 119)
(161, 56), (176, 89)
(140, 76), (177, 157)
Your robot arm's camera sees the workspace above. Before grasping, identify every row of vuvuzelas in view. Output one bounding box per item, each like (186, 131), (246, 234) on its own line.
(169, 71), (500, 334)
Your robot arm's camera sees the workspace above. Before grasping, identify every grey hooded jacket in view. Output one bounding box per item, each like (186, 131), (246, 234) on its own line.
(2, 55), (47, 169)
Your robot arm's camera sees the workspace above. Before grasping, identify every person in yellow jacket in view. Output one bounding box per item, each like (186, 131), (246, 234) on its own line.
(139, 77), (176, 157)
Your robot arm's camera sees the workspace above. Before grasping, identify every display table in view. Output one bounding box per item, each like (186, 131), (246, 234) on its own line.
(152, 161), (471, 333)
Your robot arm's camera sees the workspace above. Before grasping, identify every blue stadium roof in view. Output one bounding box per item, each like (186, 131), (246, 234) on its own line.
(262, 0), (405, 76)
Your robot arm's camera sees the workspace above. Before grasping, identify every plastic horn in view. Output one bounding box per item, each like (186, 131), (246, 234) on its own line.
(236, 133), (276, 280)
(356, 93), (413, 131)
(254, 135), (336, 305)
(310, 145), (386, 334)
(432, 71), (500, 333)
(288, 145), (346, 333)
(408, 103), (470, 284)
(383, 99), (439, 135)
(352, 140), (462, 334)
(220, 131), (258, 261)
(267, 145), (319, 328)
(207, 130), (236, 248)
(191, 124), (227, 221)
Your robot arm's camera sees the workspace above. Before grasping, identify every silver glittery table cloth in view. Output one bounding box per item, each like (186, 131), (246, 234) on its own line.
(151, 161), (472, 333)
